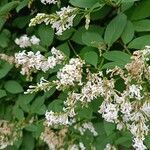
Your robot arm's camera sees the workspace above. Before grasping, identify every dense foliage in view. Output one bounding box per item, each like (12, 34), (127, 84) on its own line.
(0, 0), (150, 150)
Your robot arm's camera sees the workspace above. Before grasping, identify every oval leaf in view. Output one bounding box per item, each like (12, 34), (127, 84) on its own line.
(104, 13), (127, 47)
(128, 35), (150, 49)
(4, 80), (24, 94)
(133, 19), (150, 32)
(121, 20), (134, 44)
(84, 51), (98, 67)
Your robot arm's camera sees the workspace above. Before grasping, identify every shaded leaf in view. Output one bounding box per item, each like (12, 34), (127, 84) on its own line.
(104, 13), (127, 47)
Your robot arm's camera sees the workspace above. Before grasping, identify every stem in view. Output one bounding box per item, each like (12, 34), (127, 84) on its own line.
(68, 40), (80, 58)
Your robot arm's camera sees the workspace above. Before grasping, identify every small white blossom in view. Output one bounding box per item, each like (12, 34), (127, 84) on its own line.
(15, 35), (40, 48)
(133, 138), (147, 150)
(79, 142), (86, 150)
(78, 73), (104, 103)
(104, 143), (116, 150)
(56, 58), (84, 88)
(129, 84), (143, 100)
(41, 0), (57, 5)
(45, 111), (69, 126)
(30, 35), (40, 45)
(15, 34), (31, 48)
(29, 6), (78, 35)
(14, 47), (65, 77)
(99, 103), (118, 123)
(141, 102), (150, 117)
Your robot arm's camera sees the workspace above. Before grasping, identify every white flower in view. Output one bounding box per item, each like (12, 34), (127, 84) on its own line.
(56, 58), (84, 88)
(30, 6), (78, 35)
(79, 143), (86, 150)
(41, 0), (57, 5)
(30, 35), (40, 45)
(141, 102), (150, 117)
(78, 73), (104, 103)
(45, 111), (70, 126)
(99, 103), (118, 123)
(129, 84), (143, 100)
(104, 143), (116, 150)
(133, 138), (147, 150)
(82, 122), (98, 136)
(14, 47), (65, 77)
(15, 35), (40, 48)
(68, 144), (79, 150)
(15, 34), (31, 48)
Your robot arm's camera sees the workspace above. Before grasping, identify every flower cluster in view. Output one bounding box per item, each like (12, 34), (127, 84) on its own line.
(15, 35), (40, 48)
(0, 47), (65, 80)
(99, 47), (150, 150)
(0, 120), (22, 149)
(41, 0), (57, 5)
(74, 122), (98, 136)
(40, 125), (68, 150)
(55, 58), (84, 89)
(24, 77), (53, 94)
(68, 143), (86, 150)
(104, 144), (116, 150)
(45, 111), (75, 126)
(29, 6), (78, 35)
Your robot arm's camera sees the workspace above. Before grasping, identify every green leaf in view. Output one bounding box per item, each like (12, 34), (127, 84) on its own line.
(48, 99), (63, 112)
(4, 80), (24, 94)
(16, 0), (28, 12)
(0, 89), (7, 98)
(84, 51), (98, 67)
(57, 42), (70, 57)
(133, 19), (150, 32)
(0, 17), (6, 31)
(72, 25), (104, 45)
(0, 61), (13, 79)
(102, 62), (126, 69)
(31, 45), (47, 52)
(12, 15), (32, 29)
(127, 0), (150, 20)
(20, 133), (34, 150)
(104, 121), (115, 136)
(103, 51), (131, 63)
(128, 35), (150, 49)
(30, 96), (45, 114)
(82, 31), (104, 47)
(13, 107), (24, 120)
(0, 30), (10, 48)
(57, 28), (75, 41)
(69, 0), (101, 8)
(0, 1), (19, 16)
(121, 20), (134, 44)
(37, 24), (54, 47)
(104, 13), (127, 47)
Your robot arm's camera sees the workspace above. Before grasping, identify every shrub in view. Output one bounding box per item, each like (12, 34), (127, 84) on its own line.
(0, 0), (150, 150)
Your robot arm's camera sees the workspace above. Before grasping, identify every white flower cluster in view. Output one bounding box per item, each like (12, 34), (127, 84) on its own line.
(68, 143), (86, 150)
(56, 58), (84, 89)
(40, 126), (67, 150)
(98, 47), (150, 150)
(0, 120), (22, 149)
(29, 6), (78, 35)
(51, 6), (77, 35)
(128, 84), (143, 100)
(24, 77), (52, 94)
(99, 102), (118, 123)
(45, 111), (72, 126)
(14, 47), (65, 78)
(78, 72), (104, 103)
(41, 0), (57, 5)
(75, 122), (98, 136)
(104, 143), (116, 150)
(15, 35), (40, 48)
